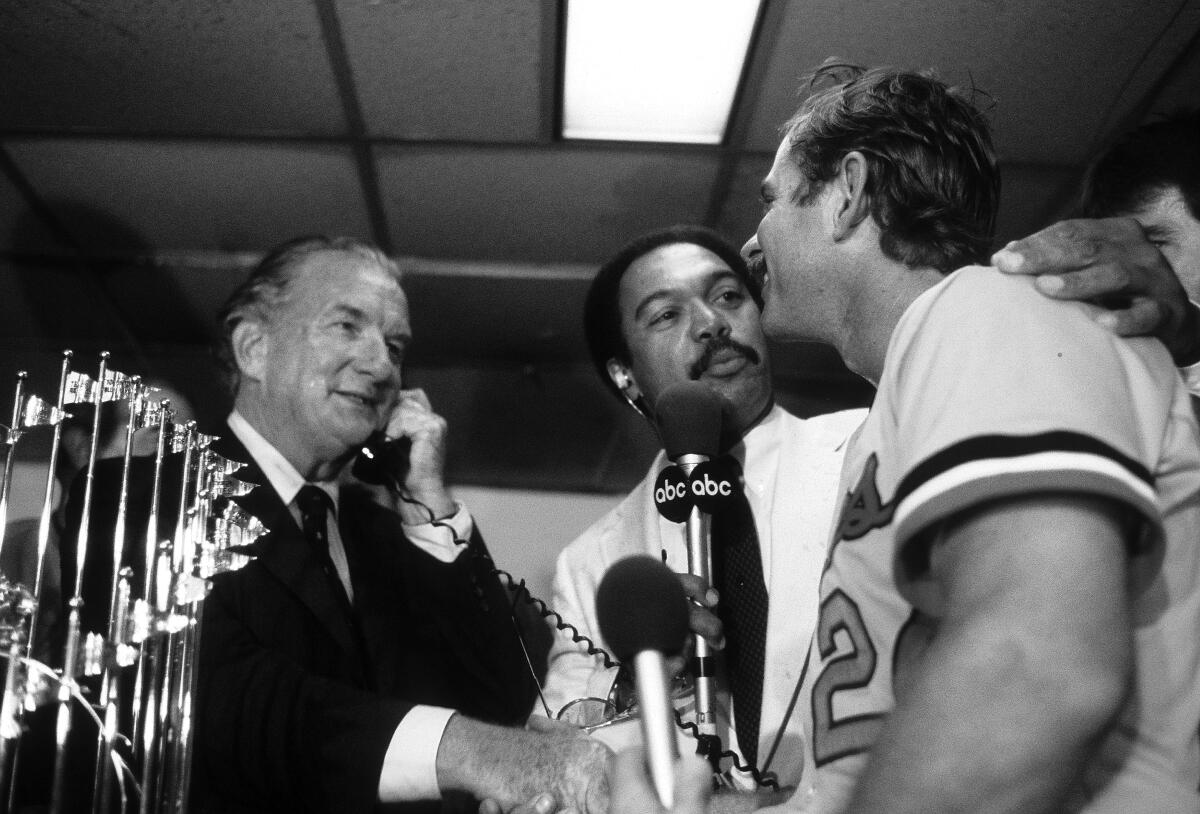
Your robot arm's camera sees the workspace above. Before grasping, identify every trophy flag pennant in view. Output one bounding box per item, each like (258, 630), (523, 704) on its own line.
(136, 396), (176, 431)
(19, 394), (66, 428)
(101, 369), (138, 402)
(63, 371), (97, 405)
(217, 501), (267, 548)
(64, 369), (138, 405)
(168, 423), (191, 454)
(206, 468), (254, 499)
(206, 450), (243, 477)
(192, 431), (217, 451)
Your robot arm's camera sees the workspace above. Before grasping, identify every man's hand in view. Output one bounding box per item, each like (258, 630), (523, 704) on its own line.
(676, 574), (724, 655)
(609, 746), (712, 814)
(438, 714), (611, 814)
(479, 793), (558, 814)
(383, 388), (456, 520)
(992, 217), (1200, 365)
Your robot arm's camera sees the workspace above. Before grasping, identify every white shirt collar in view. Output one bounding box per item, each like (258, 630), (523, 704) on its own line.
(732, 402), (783, 477)
(227, 410), (338, 510)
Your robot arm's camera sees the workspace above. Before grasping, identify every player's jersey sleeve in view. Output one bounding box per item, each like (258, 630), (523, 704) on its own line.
(882, 266), (1173, 593)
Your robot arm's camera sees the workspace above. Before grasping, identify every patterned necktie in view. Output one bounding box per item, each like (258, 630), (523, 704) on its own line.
(712, 457), (769, 767)
(296, 484), (348, 606)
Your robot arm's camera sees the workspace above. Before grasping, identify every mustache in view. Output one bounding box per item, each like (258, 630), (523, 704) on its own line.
(689, 336), (762, 379)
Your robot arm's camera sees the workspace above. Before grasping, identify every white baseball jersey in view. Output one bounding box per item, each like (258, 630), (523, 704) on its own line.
(794, 267), (1200, 813)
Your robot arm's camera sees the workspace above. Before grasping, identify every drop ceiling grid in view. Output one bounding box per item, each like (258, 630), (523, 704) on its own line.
(0, 0), (346, 136)
(375, 145), (725, 262)
(401, 273), (591, 363)
(4, 139), (372, 252)
(337, 0), (546, 142)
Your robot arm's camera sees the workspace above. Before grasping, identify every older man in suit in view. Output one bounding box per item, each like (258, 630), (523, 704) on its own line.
(193, 236), (609, 814)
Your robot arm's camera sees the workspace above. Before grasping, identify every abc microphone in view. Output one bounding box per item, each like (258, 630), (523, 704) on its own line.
(597, 556), (690, 808)
(653, 381), (726, 739)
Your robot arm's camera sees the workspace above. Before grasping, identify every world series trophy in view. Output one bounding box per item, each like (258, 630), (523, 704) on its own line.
(0, 351), (264, 814)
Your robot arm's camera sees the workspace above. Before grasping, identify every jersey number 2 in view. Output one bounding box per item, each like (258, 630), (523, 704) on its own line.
(811, 589), (885, 765)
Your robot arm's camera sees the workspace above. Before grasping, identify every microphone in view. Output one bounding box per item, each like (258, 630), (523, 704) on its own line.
(597, 555), (690, 808)
(653, 382), (728, 740)
(655, 380), (724, 466)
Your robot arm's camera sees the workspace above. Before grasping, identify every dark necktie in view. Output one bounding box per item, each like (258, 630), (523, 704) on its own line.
(712, 458), (769, 767)
(296, 484), (349, 607)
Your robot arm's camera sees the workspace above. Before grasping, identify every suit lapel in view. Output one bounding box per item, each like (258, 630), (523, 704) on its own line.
(336, 486), (405, 688)
(215, 428), (363, 663)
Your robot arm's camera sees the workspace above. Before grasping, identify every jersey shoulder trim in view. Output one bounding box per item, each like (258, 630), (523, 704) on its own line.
(893, 430), (1158, 547)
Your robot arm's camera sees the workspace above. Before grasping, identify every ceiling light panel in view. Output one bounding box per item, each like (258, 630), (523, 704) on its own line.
(562, 0), (761, 144)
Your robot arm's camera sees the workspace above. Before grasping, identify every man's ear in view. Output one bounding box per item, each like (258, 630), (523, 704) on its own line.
(605, 359), (641, 402)
(832, 150), (872, 242)
(231, 319), (269, 384)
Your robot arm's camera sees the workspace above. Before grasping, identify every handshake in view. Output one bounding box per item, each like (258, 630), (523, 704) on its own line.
(442, 557), (718, 814)
(460, 715), (712, 814)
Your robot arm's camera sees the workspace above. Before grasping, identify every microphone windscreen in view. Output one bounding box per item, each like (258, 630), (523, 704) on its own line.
(654, 381), (724, 460)
(596, 555), (690, 662)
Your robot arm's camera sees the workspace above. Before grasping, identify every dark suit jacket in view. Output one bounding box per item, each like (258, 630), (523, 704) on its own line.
(192, 432), (537, 814)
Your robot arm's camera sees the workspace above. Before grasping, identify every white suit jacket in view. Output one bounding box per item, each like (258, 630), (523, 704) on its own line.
(542, 404), (867, 787)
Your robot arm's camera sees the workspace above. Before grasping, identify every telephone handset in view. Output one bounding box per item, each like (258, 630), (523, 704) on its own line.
(352, 431), (412, 487)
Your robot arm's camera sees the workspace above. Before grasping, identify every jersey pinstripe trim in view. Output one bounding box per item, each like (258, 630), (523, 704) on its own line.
(892, 431), (1159, 547)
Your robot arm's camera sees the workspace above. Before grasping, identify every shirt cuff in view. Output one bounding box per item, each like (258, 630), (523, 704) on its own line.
(403, 502), (474, 562)
(378, 705), (456, 802)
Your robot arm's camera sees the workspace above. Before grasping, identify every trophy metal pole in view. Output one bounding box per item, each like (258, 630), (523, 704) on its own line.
(132, 399), (171, 760)
(51, 352), (111, 814)
(91, 378), (143, 814)
(27, 351), (73, 677)
(9, 353), (72, 814)
(152, 424), (195, 814)
(0, 371), (28, 806)
(0, 372), (28, 562)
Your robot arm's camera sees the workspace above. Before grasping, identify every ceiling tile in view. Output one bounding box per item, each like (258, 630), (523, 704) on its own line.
(338, 0), (546, 141)
(5, 139), (371, 252)
(740, 0), (1200, 166)
(0, 0), (344, 135)
(1143, 28), (1200, 117)
(377, 145), (721, 262)
(401, 269), (593, 365)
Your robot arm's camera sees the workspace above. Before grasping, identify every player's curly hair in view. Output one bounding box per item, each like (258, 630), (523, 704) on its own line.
(783, 63), (1000, 272)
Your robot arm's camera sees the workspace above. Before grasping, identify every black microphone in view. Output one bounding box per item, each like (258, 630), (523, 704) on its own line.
(655, 380), (724, 465)
(597, 555), (690, 808)
(653, 381), (728, 739)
